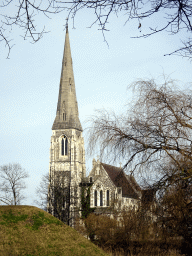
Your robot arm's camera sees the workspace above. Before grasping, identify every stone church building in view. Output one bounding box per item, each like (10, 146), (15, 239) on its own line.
(47, 25), (144, 227)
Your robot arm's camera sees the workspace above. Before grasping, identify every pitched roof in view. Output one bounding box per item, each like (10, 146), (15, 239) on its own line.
(101, 163), (140, 199)
(101, 163), (122, 181)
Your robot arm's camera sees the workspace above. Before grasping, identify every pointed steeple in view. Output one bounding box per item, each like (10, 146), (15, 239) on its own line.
(52, 26), (82, 131)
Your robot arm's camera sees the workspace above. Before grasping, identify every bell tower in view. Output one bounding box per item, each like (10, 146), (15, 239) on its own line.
(47, 24), (86, 227)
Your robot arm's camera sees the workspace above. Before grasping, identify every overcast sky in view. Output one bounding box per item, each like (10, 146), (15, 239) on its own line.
(1, 8), (192, 207)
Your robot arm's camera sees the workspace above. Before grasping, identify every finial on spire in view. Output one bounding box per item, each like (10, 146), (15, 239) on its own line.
(66, 17), (68, 32)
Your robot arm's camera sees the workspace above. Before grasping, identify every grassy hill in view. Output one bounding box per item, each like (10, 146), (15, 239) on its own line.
(0, 205), (109, 256)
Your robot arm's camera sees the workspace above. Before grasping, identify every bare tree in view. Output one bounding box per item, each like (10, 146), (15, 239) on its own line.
(34, 172), (50, 211)
(35, 171), (80, 226)
(1, 0), (192, 59)
(34, 171), (70, 219)
(0, 163), (29, 205)
(0, 0), (60, 58)
(47, 170), (71, 224)
(87, 78), (192, 251)
(66, 0), (192, 59)
(87, 78), (192, 176)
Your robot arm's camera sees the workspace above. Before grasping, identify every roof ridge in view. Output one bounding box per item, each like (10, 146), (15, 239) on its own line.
(101, 162), (122, 171)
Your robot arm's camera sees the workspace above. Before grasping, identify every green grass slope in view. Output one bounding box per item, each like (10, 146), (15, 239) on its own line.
(0, 205), (109, 256)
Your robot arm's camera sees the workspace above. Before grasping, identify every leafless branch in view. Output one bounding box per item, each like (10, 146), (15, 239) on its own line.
(0, 163), (29, 205)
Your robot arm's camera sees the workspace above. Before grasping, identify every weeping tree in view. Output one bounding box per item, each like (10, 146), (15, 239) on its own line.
(87, 78), (192, 174)
(87, 78), (192, 252)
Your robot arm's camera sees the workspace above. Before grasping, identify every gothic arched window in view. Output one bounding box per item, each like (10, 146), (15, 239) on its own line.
(94, 190), (97, 207)
(100, 190), (103, 206)
(106, 190), (109, 206)
(61, 136), (68, 156)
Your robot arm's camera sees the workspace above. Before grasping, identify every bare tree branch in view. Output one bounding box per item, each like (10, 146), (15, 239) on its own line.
(0, 163), (29, 205)
(87, 78), (192, 175)
(1, 0), (192, 57)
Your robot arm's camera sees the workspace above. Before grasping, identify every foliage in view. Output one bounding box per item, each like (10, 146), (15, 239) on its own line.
(81, 185), (95, 219)
(0, 163), (29, 206)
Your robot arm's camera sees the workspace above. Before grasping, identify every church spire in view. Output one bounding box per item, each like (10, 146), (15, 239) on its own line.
(52, 25), (82, 131)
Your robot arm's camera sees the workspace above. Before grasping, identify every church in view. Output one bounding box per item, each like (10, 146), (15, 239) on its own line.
(47, 24), (143, 227)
